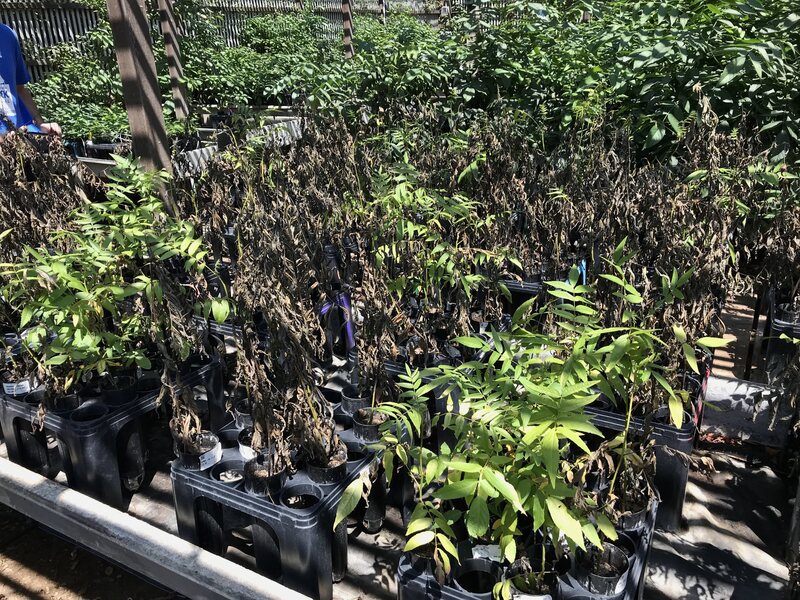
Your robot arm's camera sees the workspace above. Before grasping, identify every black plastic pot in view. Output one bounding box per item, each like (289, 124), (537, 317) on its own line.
(210, 459), (246, 488)
(776, 302), (800, 324)
(118, 419), (146, 492)
(51, 394), (80, 414)
(244, 450), (286, 499)
(177, 353), (215, 377)
(450, 557), (502, 599)
(306, 442), (348, 484)
(176, 431), (222, 471)
(102, 375), (137, 406)
(307, 459), (348, 484)
(135, 371), (162, 395)
(233, 398), (253, 429)
(408, 551), (436, 575)
(362, 468), (387, 534)
(77, 385), (103, 404)
(574, 542), (629, 596)
(22, 390), (45, 407)
(618, 497), (657, 533)
(353, 408), (384, 442)
(13, 392), (59, 479)
(281, 482), (324, 511)
(70, 401), (110, 423)
(341, 385), (370, 417)
(507, 547), (559, 599)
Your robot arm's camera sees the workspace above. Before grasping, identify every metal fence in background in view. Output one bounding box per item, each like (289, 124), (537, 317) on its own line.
(1, 0), (441, 81)
(0, 0), (99, 81)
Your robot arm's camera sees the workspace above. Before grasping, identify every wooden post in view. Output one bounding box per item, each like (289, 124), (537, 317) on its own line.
(106, 0), (173, 177)
(158, 0), (189, 121)
(342, 0), (354, 58)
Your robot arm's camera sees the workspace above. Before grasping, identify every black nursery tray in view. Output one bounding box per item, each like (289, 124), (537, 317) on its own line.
(396, 502), (658, 600)
(0, 359), (223, 510)
(171, 424), (377, 600)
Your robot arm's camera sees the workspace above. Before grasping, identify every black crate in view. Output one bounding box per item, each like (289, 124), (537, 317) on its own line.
(0, 359), (223, 510)
(396, 502), (659, 600)
(170, 425), (375, 600)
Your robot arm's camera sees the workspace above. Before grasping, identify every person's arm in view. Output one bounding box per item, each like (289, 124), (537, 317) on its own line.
(16, 85), (61, 136)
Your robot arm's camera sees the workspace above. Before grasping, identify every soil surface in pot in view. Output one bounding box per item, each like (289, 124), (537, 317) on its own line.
(354, 408), (388, 426)
(219, 469), (244, 483)
(284, 493), (320, 509)
(585, 546), (626, 578)
(511, 573), (552, 595)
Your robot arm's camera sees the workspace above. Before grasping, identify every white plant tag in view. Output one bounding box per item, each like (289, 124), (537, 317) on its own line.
(198, 443), (222, 470)
(472, 544), (502, 562)
(3, 380), (30, 396)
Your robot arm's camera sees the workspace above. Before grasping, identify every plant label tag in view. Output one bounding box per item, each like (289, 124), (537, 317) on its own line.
(512, 593), (552, 600)
(3, 380), (30, 396)
(199, 443), (222, 470)
(472, 544), (501, 562)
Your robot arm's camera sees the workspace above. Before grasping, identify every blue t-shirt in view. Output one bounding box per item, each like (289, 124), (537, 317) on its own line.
(0, 23), (33, 133)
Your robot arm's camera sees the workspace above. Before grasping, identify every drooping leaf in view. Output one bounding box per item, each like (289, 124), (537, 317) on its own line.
(644, 123), (665, 149)
(545, 497), (585, 549)
(595, 513), (618, 541)
(453, 336), (485, 349)
(696, 337), (731, 349)
(682, 343), (699, 374)
(669, 394), (684, 428)
(404, 530), (436, 552)
(333, 478), (363, 529)
(719, 54), (747, 86)
(433, 478), (478, 500)
(466, 496), (490, 538)
(483, 469), (524, 512)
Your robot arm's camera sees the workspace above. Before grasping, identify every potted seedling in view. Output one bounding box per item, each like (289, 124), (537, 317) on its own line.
(1, 156), (229, 468)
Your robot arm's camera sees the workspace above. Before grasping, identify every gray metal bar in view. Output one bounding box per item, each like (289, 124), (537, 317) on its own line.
(0, 456), (312, 600)
(76, 156), (116, 179)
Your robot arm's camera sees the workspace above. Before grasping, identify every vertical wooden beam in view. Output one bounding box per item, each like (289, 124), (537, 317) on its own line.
(106, 0), (173, 177)
(158, 0), (189, 121)
(341, 0), (354, 58)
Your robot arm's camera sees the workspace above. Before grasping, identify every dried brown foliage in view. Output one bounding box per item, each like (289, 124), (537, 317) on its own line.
(0, 136), (100, 260)
(178, 104), (798, 464)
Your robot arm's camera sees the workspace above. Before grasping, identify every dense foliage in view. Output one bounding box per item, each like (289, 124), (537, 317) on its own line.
(7, 1), (800, 595)
(279, 0), (799, 160)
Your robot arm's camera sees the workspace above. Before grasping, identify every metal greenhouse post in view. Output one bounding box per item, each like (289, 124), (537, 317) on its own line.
(158, 0), (190, 121)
